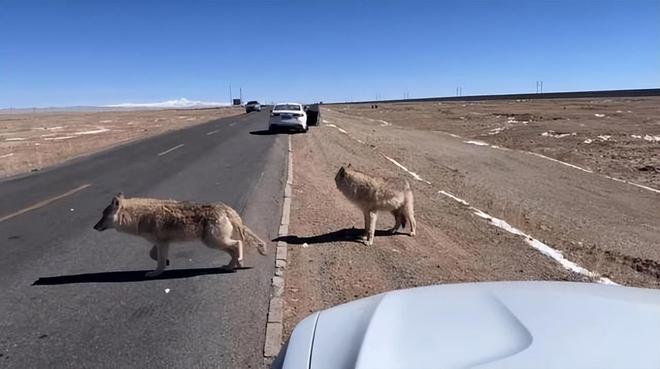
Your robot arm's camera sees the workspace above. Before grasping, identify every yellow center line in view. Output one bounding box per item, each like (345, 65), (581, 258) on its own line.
(0, 183), (92, 223)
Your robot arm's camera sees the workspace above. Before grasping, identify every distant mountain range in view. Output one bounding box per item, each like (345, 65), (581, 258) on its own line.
(0, 98), (231, 113)
(105, 98), (229, 108)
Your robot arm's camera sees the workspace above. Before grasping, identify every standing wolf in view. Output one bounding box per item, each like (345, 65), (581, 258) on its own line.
(335, 165), (416, 245)
(93, 193), (267, 277)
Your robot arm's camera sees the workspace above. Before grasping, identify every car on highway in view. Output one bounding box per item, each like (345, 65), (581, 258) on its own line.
(273, 281), (660, 369)
(269, 103), (308, 132)
(245, 100), (261, 113)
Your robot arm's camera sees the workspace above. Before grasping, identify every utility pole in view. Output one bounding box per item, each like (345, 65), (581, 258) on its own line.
(229, 84), (233, 104)
(239, 88), (242, 103)
(540, 81), (543, 93)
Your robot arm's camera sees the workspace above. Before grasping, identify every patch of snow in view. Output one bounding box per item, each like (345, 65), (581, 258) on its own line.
(488, 127), (505, 135)
(5, 137), (26, 141)
(0, 153), (14, 158)
(74, 128), (110, 135)
(644, 135), (660, 143)
(631, 135), (642, 139)
(44, 136), (75, 141)
(583, 139), (593, 144)
(99, 120), (113, 123)
(48, 126), (63, 130)
(541, 131), (575, 138)
(597, 135), (611, 141)
(464, 140), (489, 146)
(377, 119), (391, 127)
(594, 114), (606, 118)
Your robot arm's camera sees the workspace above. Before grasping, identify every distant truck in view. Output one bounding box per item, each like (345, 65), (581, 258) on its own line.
(245, 101), (261, 113)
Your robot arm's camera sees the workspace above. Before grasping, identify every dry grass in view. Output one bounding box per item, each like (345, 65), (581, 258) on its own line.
(0, 107), (242, 178)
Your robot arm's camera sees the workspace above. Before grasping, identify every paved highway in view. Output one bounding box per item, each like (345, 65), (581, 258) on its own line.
(0, 110), (285, 368)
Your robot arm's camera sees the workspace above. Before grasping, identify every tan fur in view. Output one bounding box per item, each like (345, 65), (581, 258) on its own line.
(94, 193), (267, 277)
(335, 165), (416, 245)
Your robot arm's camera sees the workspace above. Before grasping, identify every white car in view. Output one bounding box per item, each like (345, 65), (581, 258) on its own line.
(269, 103), (308, 132)
(273, 281), (660, 369)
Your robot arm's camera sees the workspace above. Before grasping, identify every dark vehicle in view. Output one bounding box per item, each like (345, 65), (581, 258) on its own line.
(304, 103), (321, 126)
(245, 100), (261, 113)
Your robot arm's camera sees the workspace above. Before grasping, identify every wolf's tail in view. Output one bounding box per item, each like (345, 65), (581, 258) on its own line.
(227, 209), (268, 255)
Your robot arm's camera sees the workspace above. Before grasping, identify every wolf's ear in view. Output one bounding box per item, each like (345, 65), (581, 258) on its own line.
(115, 192), (124, 199)
(347, 163), (352, 168)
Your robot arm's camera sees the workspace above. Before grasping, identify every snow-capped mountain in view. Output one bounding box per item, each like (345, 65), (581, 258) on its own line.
(106, 98), (229, 108)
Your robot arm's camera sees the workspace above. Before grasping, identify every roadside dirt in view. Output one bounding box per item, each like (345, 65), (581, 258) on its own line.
(332, 97), (660, 188)
(281, 121), (586, 338)
(282, 98), (660, 338)
(0, 107), (242, 178)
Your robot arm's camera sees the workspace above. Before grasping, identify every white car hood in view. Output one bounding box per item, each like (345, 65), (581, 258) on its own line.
(281, 282), (660, 369)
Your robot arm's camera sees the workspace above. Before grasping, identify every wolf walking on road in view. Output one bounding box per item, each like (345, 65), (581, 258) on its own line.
(93, 193), (267, 277)
(335, 164), (416, 245)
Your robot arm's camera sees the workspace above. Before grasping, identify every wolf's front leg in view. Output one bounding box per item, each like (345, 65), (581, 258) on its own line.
(361, 211), (370, 241)
(146, 242), (169, 278)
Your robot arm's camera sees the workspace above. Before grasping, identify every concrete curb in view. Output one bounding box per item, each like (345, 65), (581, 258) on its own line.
(264, 135), (293, 358)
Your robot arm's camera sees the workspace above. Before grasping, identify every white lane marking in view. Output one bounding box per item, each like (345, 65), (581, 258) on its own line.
(604, 176), (660, 194)
(0, 153), (14, 159)
(382, 154), (432, 184)
(527, 152), (594, 174)
(74, 128), (110, 135)
(158, 144), (184, 156)
(206, 130), (220, 135)
(438, 190), (617, 285)
(229, 122), (236, 127)
(0, 183), (92, 223)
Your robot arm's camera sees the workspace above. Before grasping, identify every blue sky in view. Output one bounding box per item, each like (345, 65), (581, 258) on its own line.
(1, 0), (658, 107)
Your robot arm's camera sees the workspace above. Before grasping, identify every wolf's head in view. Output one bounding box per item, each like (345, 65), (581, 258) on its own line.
(335, 164), (352, 183)
(93, 192), (124, 231)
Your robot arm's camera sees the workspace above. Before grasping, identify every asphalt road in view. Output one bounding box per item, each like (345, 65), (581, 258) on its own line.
(0, 110), (286, 368)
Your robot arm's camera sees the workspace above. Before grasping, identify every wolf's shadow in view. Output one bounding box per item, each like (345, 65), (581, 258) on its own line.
(273, 227), (403, 245)
(32, 266), (252, 285)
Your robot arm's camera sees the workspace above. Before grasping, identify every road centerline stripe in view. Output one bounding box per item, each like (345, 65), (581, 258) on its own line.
(0, 183), (92, 223)
(157, 144), (184, 156)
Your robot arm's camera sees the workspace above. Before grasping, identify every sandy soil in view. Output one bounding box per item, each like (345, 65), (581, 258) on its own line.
(332, 97), (660, 188)
(0, 107), (242, 178)
(282, 98), (660, 338)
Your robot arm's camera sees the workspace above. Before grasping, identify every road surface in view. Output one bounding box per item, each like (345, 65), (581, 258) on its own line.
(0, 110), (285, 368)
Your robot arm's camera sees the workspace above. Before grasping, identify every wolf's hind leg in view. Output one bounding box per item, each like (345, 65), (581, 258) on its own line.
(149, 244), (170, 266)
(389, 209), (403, 234)
(366, 211), (377, 246)
(146, 242), (169, 278)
